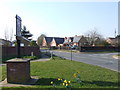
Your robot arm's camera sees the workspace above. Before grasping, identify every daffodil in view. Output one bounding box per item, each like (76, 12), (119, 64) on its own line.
(68, 81), (71, 83)
(64, 80), (67, 83)
(58, 78), (61, 80)
(51, 81), (53, 84)
(63, 83), (65, 85)
(73, 73), (77, 78)
(66, 83), (68, 86)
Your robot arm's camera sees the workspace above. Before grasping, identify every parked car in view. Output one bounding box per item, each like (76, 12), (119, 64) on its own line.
(71, 45), (77, 49)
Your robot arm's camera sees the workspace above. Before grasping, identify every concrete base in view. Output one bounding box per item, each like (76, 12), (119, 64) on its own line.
(0, 76), (39, 87)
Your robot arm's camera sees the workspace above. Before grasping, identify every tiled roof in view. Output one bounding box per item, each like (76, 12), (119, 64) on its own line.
(45, 37), (53, 43)
(73, 36), (82, 42)
(54, 37), (64, 44)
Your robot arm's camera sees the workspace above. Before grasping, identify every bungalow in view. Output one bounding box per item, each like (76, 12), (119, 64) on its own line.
(51, 37), (64, 47)
(42, 37), (53, 47)
(73, 35), (88, 46)
(63, 37), (73, 46)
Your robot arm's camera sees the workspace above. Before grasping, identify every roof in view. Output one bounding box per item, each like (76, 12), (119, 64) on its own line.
(54, 37), (64, 44)
(64, 37), (73, 44)
(45, 37), (54, 43)
(73, 36), (83, 43)
(108, 37), (115, 40)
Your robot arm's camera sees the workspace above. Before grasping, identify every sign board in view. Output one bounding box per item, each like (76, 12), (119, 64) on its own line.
(16, 15), (22, 36)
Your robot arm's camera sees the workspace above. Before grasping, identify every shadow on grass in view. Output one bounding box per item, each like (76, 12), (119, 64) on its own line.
(34, 78), (119, 87)
(80, 80), (119, 87)
(35, 78), (61, 86)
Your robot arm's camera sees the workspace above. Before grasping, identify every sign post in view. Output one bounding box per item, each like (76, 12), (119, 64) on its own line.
(15, 15), (22, 58)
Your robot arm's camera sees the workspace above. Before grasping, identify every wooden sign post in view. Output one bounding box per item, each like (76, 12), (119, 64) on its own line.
(16, 15), (22, 58)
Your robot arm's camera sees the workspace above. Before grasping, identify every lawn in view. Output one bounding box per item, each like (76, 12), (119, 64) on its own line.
(1, 56), (119, 89)
(117, 54), (120, 56)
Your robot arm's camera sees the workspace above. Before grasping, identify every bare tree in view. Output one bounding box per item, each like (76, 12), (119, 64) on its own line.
(85, 28), (103, 46)
(4, 27), (9, 40)
(4, 27), (13, 41)
(9, 28), (13, 41)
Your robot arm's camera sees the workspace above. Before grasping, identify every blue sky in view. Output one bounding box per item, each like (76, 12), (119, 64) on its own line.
(0, 1), (118, 40)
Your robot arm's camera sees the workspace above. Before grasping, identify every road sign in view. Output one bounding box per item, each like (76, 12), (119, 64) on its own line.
(16, 15), (22, 37)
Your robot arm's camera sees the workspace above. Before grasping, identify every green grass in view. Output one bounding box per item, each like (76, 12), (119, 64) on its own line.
(22, 56), (40, 60)
(117, 54), (120, 56)
(1, 56), (119, 89)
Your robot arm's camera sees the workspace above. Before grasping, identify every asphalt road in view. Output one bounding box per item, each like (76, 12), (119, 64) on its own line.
(51, 50), (119, 72)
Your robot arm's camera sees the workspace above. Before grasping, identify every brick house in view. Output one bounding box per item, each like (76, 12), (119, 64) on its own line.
(73, 35), (88, 46)
(51, 37), (64, 47)
(63, 37), (73, 46)
(106, 36), (120, 46)
(106, 38), (116, 45)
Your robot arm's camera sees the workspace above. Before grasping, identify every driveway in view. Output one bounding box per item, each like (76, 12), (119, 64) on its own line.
(51, 50), (119, 72)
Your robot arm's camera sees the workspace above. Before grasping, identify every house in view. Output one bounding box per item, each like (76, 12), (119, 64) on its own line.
(106, 36), (120, 46)
(51, 37), (64, 47)
(73, 35), (88, 46)
(0, 38), (12, 46)
(42, 37), (54, 47)
(63, 37), (73, 46)
(106, 38), (115, 45)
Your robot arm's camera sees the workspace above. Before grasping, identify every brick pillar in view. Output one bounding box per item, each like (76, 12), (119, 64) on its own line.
(6, 59), (30, 84)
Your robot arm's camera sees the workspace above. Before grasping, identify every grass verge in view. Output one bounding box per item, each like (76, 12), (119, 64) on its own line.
(1, 56), (119, 88)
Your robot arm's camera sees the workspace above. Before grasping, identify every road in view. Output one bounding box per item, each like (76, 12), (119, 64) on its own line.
(50, 50), (119, 72)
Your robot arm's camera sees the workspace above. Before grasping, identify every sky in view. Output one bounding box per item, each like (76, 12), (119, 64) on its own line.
(0, 0), (119, 41)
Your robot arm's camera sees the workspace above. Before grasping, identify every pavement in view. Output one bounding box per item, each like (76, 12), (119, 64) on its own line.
(0, 53), (50, 66)
(0, 76), (39, 87)
(51, 50), (120, 72)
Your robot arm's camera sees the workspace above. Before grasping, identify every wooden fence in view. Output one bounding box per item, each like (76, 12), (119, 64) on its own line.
(2, 46), (41, 60)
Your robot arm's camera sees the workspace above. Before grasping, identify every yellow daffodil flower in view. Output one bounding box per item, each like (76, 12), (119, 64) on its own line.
(58, 78), (61, 80)
(63, 83), (65, 85)
(66, 84), (68, 86)
(64, 80), (67, 83)
(73, 73), (76, 78)
(51, 81), (53, 84)
(68, 81), (71, 83)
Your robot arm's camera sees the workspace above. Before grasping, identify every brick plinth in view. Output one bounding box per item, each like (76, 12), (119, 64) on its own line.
(6, 59), (30, 84)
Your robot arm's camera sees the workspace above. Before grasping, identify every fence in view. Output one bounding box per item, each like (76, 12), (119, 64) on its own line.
(79, 46), (120, 52)
(42, 46), (119, 52)
(2, 46), (41, 60)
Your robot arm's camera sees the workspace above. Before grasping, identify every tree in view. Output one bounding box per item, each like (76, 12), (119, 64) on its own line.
(4, 27), (13, 41)
(37, 34), (46, 47)
(85, 28), (103, 46)
(21, 26), (33, 40)
(29, 40), (38, 46)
